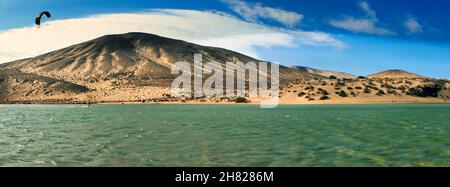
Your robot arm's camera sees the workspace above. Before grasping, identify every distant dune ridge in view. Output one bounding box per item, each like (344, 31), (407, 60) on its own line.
(287, 66), (356, 79)
(0, 32), (448, 104)
(368, 69), (424, 79)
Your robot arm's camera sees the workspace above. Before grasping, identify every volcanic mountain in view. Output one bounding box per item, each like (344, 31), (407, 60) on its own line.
(0, 32), (313, 103)
(2, 32), (263, 81)
(0, 32), (448, 104)
(3, 32), (328, 83)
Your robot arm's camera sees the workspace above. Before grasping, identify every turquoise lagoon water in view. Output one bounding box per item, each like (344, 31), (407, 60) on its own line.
(0, 104), (449, 166)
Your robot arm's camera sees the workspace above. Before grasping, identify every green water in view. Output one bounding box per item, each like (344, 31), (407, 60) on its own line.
(0, 104), (449, 166)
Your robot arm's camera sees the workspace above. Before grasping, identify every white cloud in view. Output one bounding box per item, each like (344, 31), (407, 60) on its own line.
(404, 17), (423, 34)
(359, 1), (377, 20)
(224, 0), (303, 27)
(329, 1), (394, 35)
(292, 31), (346, 48)
(0, 9), (343, 63)
(193, 33), (297, 58)
(330, 17), (393, 35)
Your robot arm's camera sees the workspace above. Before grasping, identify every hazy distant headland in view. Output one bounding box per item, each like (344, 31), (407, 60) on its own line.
(0, 32), (449, 104)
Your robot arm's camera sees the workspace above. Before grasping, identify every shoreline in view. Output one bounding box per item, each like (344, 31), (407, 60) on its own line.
(1, 100), (448, 105)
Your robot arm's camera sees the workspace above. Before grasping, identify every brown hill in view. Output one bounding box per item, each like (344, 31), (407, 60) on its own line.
(0, 32), (319, 103)
(0, 68), (89, 103)
(2, 32), (262, 81)
(368, 69), (423, 79)
(288, 66), (356, 79)
(0, 32), (447, 104)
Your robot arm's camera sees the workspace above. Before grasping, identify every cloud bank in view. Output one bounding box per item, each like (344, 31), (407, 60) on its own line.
(224, 0), (303, 27)
(0, 9), (343, 63)
(329, 1), (394, 35)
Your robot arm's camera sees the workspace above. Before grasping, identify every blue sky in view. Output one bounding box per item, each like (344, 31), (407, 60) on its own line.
(0, 0), (449, 78)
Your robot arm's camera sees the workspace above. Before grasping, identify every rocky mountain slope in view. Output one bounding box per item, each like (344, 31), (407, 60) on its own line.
(0, 32), (448, 104)
(0, 32), (302, 103)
